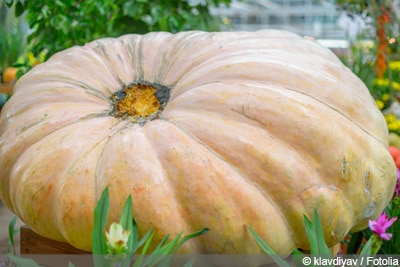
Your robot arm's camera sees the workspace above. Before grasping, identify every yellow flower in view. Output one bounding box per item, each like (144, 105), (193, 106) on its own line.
(27, 52), (36, 66)
(385, 113), (400, 133)
(375, 99), (384, 110)
(26, 51), (46, 66)
(393, 82), (400, 91)
(389, 61), (400, 72)
(388, 120), (400, 132)
(382, 93), (391, 101)
(385, 114), (397, 123)
(374, 79), (390, 87)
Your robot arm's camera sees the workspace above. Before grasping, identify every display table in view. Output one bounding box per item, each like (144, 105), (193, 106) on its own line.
(20, 225), (87, 254)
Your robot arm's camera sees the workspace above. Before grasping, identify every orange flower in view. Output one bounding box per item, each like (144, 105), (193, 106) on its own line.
(375, 11), (389, 79)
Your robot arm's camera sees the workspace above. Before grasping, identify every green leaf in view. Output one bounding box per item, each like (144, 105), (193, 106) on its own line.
(141, 231), (156, 255)
(7, 215), (19, 255)
(358, 238), (372, 267)
(359, 237), (372, 256)
(92, 187), (110, 255)
(131, 215), (139, 250)
(142, 233), (177, 267)
(152, 233), (172, 253)
(144, 229), (205, 267)
(136, 232), (169, 267)
(144, 232), (183, 267)
(68, 262), (76, 267)
(182, 257), (196, 267)
(292, 249), (304, 255)
(8, 215), (20, 254)
(142, 232), (183, 267)
(7, 253), (42, 267)
(133, 231), (156, 267)
(5, 0), (15, 8)
(291, 249), (306, 267)
(122, 1), (142, 18)
(133, 254), (145, 267)
(173, 228), (209, 253)
(119, 194), (134, 252)
(14, 1), (25, 17)
(118, 194), (135, 266)
(246, 225), (292, 267)
(168, 16), (180, 32)
(146, 253), (170, 267)
(152, 233), (178, 255)
(303, 209), (331, 255)
(132, 226), (154, 253)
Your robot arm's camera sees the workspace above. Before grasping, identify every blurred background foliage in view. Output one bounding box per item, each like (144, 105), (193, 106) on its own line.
(0, 0), (26, 71)
(333, 0), (400, 122)
(1, 0), (230, 111)
(4, 0), (232, 67)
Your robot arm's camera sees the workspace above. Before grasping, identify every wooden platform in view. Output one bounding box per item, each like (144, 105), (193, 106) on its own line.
(18, 225), (342, 266)
(20, 226), (92, 267)
(20, 225), (87, 255)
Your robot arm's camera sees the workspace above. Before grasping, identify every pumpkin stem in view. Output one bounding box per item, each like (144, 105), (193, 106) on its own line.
(111, 82), (170, 124)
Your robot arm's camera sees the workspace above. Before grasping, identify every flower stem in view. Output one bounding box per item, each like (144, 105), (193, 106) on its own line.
(370, 233), (383, 255)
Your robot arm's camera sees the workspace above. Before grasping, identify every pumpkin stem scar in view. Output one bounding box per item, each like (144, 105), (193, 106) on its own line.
(110, 82), (170, 125)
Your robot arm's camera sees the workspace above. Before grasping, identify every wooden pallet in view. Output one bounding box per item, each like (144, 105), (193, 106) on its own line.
(20, 226), (92, 267)
(20, 226), (87, 255)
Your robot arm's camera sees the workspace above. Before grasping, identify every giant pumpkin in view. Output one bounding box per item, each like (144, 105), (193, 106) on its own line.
(0, 30), (397, 255)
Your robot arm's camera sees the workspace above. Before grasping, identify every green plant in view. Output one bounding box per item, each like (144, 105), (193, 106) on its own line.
(6, 0), (232, 63)
(6, 187), (208, 267)
(7, 214), (19, 255)
(334, 0), (399, 107)
(246, 176), (399, 266)
(345, 179), (400, 255)
(339, 41), (400, 110)
(0, 1), (26, 72)
(339, 40), (376, 94)
(247, 210), (380, 267)
(247, 210), (332, 259)
(91, 187), (209, 267)
(6, 214), (43, 267)
(377, 198), (400, 253)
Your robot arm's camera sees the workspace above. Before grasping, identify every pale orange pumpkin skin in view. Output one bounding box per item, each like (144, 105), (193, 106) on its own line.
(0, 30), (396, 255)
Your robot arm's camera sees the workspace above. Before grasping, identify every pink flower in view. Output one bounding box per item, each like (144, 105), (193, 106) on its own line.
(369, 212), (397, 241)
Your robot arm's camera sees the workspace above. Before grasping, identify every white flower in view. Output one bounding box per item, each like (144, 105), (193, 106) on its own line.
(105, 222), (131, 254)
